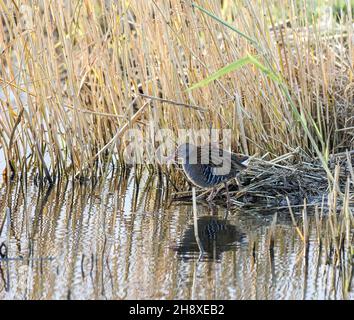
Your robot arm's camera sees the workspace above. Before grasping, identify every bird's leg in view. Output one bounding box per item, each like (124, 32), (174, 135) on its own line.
(235, 176), (242, 188)
(224, 181), (230, 212)
(206, 187), (217, 202)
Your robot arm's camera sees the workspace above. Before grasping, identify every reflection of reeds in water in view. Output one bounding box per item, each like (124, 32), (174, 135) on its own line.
(0, 1), (353, 181)
(0, 171), (353, 299)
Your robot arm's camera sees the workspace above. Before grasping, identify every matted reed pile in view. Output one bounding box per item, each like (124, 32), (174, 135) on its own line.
(0, 0), (353, 184)
(172, 149), (354, 208)
(234, 151), (354, 206)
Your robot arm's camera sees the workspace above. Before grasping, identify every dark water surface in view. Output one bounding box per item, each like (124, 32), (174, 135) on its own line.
(0, 170), (353, 300)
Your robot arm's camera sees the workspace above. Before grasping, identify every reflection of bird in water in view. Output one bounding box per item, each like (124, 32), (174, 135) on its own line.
(168, 143), (248, 204)
(175, 216), (246, 261)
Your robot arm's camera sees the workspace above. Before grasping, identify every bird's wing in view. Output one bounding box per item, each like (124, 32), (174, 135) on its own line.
(199, 145), (248, 170)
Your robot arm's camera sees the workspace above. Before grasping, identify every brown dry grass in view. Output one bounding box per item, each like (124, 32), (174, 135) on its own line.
(0, 0), (353, 183)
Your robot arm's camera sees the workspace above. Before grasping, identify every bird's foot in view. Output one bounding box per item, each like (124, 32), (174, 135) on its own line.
(206, 188), (217, 202)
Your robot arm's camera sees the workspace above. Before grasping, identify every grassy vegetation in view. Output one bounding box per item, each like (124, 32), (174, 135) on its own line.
(1, 1), (354, 300)
(0, 0), (353, 183)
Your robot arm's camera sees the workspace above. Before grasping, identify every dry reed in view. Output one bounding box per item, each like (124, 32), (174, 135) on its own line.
(0, 0), (353, 183)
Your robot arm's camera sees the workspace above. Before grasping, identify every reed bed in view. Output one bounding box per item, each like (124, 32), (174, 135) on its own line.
(228, 148), (354, 205)
(0, 0), (353, 198)
(1, 1), (354, 300)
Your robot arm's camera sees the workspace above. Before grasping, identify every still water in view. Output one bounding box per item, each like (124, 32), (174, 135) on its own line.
(0, 170), (353, 300)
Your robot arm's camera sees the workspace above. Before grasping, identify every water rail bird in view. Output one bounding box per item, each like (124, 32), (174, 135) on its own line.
(168, 143), (249, 205)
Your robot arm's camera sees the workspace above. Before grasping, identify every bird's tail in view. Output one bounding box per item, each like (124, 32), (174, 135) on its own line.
(230, 154), (248, 170)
